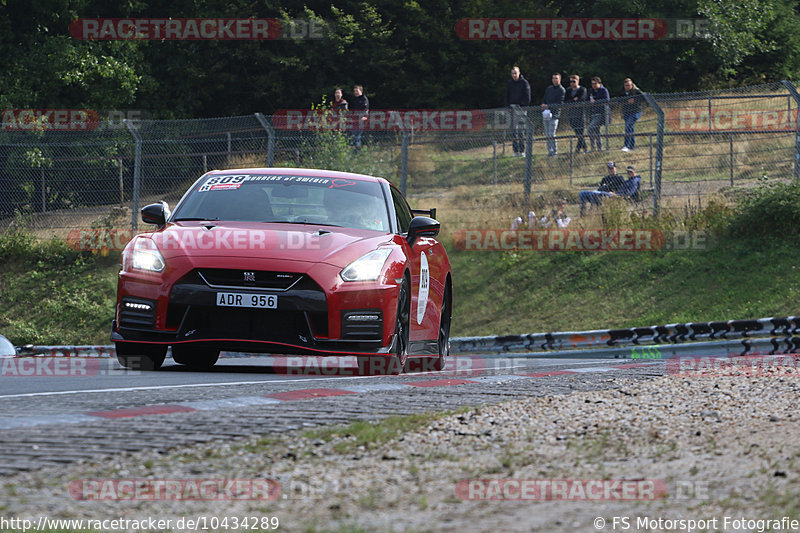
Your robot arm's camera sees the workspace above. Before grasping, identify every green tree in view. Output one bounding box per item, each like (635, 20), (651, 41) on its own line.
(0, 0), (142, 109)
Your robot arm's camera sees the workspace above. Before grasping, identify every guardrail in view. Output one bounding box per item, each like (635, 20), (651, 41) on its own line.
(5, 316), (800, 360)
(450, 316), (800, 354)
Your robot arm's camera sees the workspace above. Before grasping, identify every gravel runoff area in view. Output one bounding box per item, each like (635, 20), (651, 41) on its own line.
(2, 369), (800, 533)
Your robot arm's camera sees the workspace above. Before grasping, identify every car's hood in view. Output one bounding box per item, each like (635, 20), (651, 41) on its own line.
(148, 221), (393, 267)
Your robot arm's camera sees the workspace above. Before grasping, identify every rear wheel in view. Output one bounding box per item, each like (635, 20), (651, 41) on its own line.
(115, 342), (167, 370)
(171, 345), (220, 369)
(434, 281), (452, 371)
(389, 276), (410, 375)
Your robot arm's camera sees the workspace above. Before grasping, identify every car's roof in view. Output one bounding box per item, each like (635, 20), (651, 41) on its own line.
(205, 167), (387, 184)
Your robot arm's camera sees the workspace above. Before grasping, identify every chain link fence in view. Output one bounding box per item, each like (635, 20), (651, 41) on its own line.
(1, 80), (798, 234)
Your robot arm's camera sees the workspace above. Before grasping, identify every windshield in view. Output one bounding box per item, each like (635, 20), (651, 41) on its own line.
(171, 174), (391, 232)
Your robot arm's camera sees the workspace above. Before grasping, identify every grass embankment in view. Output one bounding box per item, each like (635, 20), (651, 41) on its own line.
(1, 180), (798, 345)
(0, 233), (118, 345)
(447, 178), (800, 335)
(450, 235), (800, 336)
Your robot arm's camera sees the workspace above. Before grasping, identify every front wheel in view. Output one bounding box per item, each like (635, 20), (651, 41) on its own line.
(433, 281), (452, 371)
(115, 342), (167, 370)
(389, 276), (411, 375)
(171, 345), (220, 369)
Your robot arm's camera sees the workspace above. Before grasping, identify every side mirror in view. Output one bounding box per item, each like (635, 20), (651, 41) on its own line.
(141, 201), (170, 228)
(407, 216), (440, 244)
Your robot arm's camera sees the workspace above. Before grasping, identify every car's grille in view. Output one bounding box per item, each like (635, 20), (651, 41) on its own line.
(198, 269), (303, 290)
(119, 297), (157, 328)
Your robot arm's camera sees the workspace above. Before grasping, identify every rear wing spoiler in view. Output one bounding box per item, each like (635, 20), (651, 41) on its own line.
(412, 208), (437, 220)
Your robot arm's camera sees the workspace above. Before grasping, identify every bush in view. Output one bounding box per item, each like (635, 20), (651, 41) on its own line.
(725, 180), (800, 239)
(0, 229), (84, 266)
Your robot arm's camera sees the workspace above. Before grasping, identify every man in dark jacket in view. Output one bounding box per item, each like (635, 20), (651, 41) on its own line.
(578, 161), (627, 215)
(588, 76), (610, 151)
(541, 73), (565, 156)
(620, 78), (643, 152)
(350, 85), (369, 148)
(565, 74), (588, 153)
(504, 66), (531, 156)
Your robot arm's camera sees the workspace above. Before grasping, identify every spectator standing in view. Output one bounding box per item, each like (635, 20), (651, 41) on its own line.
(578, 161), (627, 215)
(620, 78), (643, 152)
(504, 66), (531, 157)
(350, 85), (369, 148)
(331, 87), (348, 112)
(565, 75), (588, 153)
(541, 73), (565, 157)
(588, 77), (610, 151)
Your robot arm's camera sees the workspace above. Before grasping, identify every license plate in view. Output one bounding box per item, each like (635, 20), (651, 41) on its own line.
(216, 292), (277, 309)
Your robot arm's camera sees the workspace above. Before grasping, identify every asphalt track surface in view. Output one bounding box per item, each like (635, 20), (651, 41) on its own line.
(0, 353), (662, 475)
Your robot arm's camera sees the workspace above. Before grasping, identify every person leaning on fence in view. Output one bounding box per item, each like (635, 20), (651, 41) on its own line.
(620, 78), (643, 152)
(541, 72), (565, 157)
(565, 75), (588, 153)
(588, 76), (610, 151)
(350, 85), (369, 149)
(578, 161), (627, 215)
(504, 66), (531, 157)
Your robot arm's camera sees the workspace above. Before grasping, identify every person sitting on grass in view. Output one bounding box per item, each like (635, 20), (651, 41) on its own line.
(578, 161), (626, 215)
(539, 199), (571, 228)
(618, 165), (642, 201)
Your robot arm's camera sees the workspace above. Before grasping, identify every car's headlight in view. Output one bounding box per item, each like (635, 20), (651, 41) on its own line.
(340, 249), (392, 282)
(131, 238), (166, 272)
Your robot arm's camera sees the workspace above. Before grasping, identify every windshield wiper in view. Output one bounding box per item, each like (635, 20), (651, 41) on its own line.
(172, 217), (219, 222)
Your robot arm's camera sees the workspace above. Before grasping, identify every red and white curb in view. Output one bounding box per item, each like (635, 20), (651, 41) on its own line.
(0, 363), (656, 430)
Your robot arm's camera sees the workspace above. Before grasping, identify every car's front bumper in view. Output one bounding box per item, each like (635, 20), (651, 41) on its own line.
(113, 266), (398, 356)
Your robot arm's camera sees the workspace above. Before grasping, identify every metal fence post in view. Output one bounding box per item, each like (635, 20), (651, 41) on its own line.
(643, 93), (664, 216)
(523, 113), (534, 205)
(40, 169), (46, 212)
(568, 137), (574, 182)
(729, 133), (734, 187)
(780, 80), (800, 180)
(123, 119), (142, 231)
(648, 134), (654, 189)
(254, 113), (275, 166)
(492, 141), (497, 185)
(400, 130), (409, 195)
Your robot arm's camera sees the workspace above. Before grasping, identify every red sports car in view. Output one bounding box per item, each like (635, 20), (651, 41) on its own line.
(112, 168), (452, 373)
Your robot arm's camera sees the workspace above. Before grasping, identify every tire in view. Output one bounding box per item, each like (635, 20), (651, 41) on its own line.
(115, 342), (167, 370)
(171, 345), (220, 369)
(434, 281), (452, 371)
(389, 275), (411, 375)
